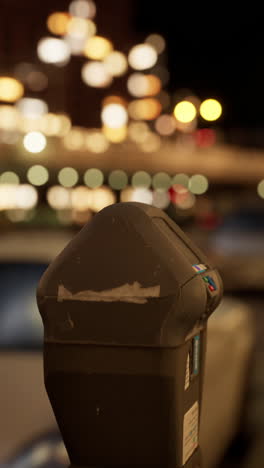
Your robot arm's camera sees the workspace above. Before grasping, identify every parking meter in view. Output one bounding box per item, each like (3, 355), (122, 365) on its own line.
(37, 202), (223, 468)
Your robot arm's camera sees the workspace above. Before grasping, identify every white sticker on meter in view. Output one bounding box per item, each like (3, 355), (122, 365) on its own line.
(182, 401), (199, 465)
(184, 353), (190, 390)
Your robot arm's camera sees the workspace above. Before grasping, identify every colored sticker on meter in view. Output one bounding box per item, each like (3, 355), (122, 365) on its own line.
(183, 401), (199, 465)
(192, 264), (207, 273)
(192, 335), (200, 376)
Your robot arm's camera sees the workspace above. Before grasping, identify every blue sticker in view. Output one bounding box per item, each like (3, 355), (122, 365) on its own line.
(192, 335), (200, 375)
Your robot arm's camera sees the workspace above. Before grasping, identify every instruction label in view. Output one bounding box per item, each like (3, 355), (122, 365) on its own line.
(182, 401), (199, 465)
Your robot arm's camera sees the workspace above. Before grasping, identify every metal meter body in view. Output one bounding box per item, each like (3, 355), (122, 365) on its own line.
(37, 202), (223, 468)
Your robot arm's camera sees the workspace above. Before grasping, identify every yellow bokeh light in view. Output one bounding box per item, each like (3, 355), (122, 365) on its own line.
(63, 127), (85, 150)
(23, 131), (47, 153)
(47, 185), (72, 210)
(104, 51), (128, 77)
(0, 105), (20, 130)
(47, 12), (70, 36)
(127, 73), (161, 98)
(128, 121), (150, 143)
(67, 17), (96, 39)
(71, 186), (93, 211)
(85, 131), (110, 153)
(81, 61), (112, 88)
(103, 125), (127, 143)
(200, 99), (222, 121)
(90, 186), (116, 212)
(173, 101), (197, 123)
(139, 133), (161, 152)
(128, 98), (162, 120)
(40, 113), (71, 137)
(84, 36), (113, 60)
(0, 77), (24, 103)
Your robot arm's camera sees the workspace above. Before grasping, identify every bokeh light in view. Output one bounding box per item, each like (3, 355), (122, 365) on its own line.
(108, 170), (128, 190)
(0, 77), (24, 103)
(0, 171), (19, 185)
(40, 113), (71, 137)
(128, 44), (158, 70)
(27, 165), (49, 186)
(0, 105), (20, 130)
(189, 174), (209, 194)
(200, 99), (222, 121)
(72, 209), (93, 225)
(131, 171), (151, 188)
(152, 172), (171, 191)
(23, 132), (47, 153)
(120, 186), (135, 202)
(90, 186), (116, 212)
(16, 185), (38, 209)
(16, 98), (48, 119)
(101, 103), (128, 128)
(103, 125), (127, 143)
(152, 190), (170, 209)
(257, 180), (264, 198)
(128, 122), (150, 143)
(0, 185), (17, 210)
(128, 98), (162, 120)
(58, 167), (79, 187)
(139, 133), (161, 152)
(81, 61), (112, 88)
(104, 51), (128, 77)
(47, 12), (70, 36)
(150, 65), (170, 86)
(131, 187), (153, 205)
(85, 131), (110, 153)
(37, 37), (71, 65)
(67, 17), (96, 39)
(172, 173), (189, 188)
(155, 114), (176, 136)
(71, 186), (93, 211)
(84, 168), (104, 188)
(174, 101), (197, 123)
(127, 73), (161, 98)
(63, 127), (85, 150)
(47, 185), (72, 209)
(69, 0), (96, 19)
(65, 35), (87, 55)
(145, 34), (166, 54)
(26, 71), (49, 92)
(84, 36), (113, 60)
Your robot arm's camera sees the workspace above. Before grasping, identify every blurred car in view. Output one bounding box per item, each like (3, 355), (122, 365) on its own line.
(0, 227), (255, 468)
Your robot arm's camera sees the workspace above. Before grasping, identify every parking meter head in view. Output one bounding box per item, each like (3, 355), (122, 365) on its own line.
(37, 202), (223, 468)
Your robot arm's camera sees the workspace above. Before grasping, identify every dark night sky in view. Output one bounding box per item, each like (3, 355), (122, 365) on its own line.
(137, 4), (264, 131)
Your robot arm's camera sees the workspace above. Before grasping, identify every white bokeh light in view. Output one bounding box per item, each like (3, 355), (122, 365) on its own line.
(81, 62), (112, 88)
(37, 37), (71, 65)
(23, 132), (47, 153)
(101, 104), (128, 129)
(16, 98), (48, 119)
(128, 44), (157, 70)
